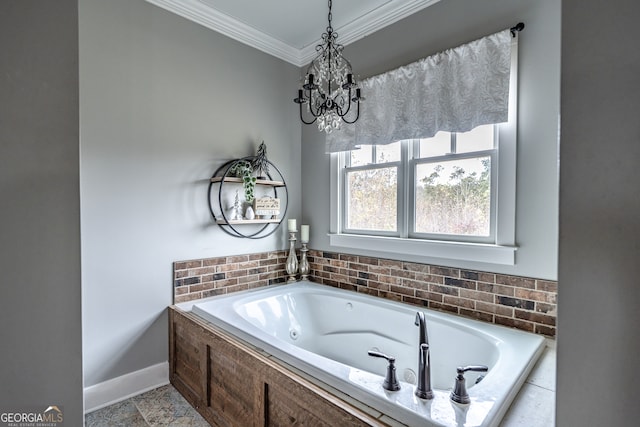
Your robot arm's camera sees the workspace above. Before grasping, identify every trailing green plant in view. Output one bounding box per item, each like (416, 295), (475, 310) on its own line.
(229, 160), (256, 203)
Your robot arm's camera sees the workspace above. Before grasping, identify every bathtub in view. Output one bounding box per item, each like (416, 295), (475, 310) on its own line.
(184, 281), (545, 427)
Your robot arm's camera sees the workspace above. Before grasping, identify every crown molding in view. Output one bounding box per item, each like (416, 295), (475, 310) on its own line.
(298, 0), (441, 65)
(145, 0), (440, 67)
(146, 0), (302, 64)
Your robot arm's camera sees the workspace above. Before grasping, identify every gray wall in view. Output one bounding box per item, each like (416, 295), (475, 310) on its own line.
(79, 0), (301, 387)
(557, 0), (640, 424)
(302, 0), (561, 280)
(0, 0), (83, 424)
(7, 0), (639, 424)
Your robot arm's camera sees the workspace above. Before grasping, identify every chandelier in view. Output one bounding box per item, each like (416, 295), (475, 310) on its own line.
(294, 0), (363, 134)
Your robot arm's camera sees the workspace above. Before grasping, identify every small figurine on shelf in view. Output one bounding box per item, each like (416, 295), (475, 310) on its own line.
(229, 190), (243, 221)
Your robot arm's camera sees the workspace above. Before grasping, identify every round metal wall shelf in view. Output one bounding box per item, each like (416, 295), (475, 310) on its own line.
(208, 157), (288, 239)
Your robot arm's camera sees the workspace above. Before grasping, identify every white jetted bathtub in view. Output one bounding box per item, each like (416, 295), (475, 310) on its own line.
(184, 281), (545, 427)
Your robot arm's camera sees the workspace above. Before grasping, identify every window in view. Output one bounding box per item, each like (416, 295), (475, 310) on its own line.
(343, 125), (495, 242)
(413, 126), (496, 242)
(345, 142), (400, 233)
(328, 30), (520, 265)
(330, 122), (517, 265)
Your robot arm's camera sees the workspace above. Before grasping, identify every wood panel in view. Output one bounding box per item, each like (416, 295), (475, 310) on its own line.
(264, 370), (374, 427)
(170, 311), (206, 408)
(169, 307), (389, 427)
(208, 333), (262, 427)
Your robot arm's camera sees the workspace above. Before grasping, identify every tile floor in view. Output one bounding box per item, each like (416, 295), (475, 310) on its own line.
(86, 342), (555, 426)
(85, 385), (209, 427)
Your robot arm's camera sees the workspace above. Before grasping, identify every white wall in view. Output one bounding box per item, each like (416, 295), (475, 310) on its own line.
(302, 0), (561, 280)
(0, 0), (83, 423)
(557, 0), (640, 424)
(79, 0), (301, 388)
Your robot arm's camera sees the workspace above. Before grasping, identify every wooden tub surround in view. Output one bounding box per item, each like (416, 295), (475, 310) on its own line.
(169, 306), (392, 427)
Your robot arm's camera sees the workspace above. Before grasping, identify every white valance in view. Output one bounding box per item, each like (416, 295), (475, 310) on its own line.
(326, 29), (513, 153)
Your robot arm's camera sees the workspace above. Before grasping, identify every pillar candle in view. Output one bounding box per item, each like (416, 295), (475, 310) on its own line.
(288, 219), (297, 232)
(300, 225), (309, 243)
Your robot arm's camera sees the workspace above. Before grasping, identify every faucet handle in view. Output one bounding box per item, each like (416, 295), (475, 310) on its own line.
(450, 365), (489, 404)
(367, 350), (394, 361)
(457, 365), (488, 375)
(367, 350), (401, 391)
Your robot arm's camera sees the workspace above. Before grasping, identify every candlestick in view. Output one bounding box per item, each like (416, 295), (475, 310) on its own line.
(299, 242), (310, 281)
(286, 231), (298, 282)
(300, 225), (309, 243)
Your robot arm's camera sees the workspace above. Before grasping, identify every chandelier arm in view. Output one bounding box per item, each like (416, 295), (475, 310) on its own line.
(338, 87), (353, 116)
(306, 87), (324, 118)
(298, 103), (318, 125)
(341, 101), (361, 124)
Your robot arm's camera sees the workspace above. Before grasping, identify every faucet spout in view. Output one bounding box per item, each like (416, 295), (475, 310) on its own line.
(415, 312), (429, 347)
(415, 312), (433, 399)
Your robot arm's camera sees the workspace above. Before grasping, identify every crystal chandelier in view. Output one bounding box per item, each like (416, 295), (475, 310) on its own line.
(294, 0), (363, 134)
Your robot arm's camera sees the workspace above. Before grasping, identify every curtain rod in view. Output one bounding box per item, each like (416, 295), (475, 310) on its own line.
(510, 22), (525, 37)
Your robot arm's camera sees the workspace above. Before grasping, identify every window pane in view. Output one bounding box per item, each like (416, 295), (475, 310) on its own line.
(347, 167), (397, 231)
(419, 132), (452, 158)
(415, 157), (490, 236)
(376, 142), (401, 163)
(350, 145), (373, 166)
(456, 125), (494, 153)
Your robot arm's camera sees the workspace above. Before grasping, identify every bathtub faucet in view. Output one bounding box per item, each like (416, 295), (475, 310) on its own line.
(415, 311), (433, 399)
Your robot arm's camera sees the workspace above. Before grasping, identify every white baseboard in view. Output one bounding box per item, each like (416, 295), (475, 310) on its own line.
(84, 362), (170, 414)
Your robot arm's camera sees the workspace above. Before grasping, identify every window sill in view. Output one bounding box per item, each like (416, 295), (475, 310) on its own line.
(328, 233), (517, 265)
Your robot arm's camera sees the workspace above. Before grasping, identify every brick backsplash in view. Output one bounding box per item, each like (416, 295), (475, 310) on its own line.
(173, 249), (557, 337)
(173, 250), (288, 303)
(307, 250), (557, 337)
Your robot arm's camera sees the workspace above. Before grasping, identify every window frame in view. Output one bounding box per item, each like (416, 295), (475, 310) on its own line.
(340, 132), (498, 241)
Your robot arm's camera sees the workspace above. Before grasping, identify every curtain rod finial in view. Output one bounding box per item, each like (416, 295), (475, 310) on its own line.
(510, 22), (525, 37)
